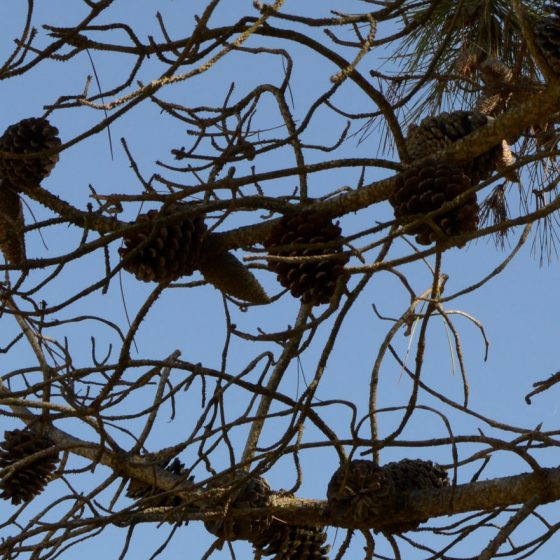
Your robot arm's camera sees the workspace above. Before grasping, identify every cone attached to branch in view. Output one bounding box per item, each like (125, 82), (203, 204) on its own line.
(204, 474), (329, 558)
(264, 209), (349, 306)
(390, 158), (479, 245)
(327, 458), (448, 534)
(198, 251), (269, 304)
(0, 429), (59, 505)
(252, 523), (330, 560)
(205, 474), (273, 542)
(535, 6), (560, 73)
(126, 457), (193, 510)
(0, 117), (61, 188)
(326, 459), (396, 526)
(119, 204), (207, 283)
(0, 180), (26, 263)
(406, 111), (501, 185)
(474, 58), (514, 119)
(381, 458), (448, 533)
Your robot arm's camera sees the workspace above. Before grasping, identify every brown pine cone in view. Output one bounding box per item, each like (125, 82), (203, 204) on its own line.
(535, 6), (560, 73)
(406, 111), (501, 184)
(252, 523), (330, 560)
(326, 460), (396, 527)
(390, 159), (479, 246)
(197, 251), (269, 304)
(205, 474), (272, 542)
(384, 459), (449, 493)
(126, 457), (193, 510)
(0, 118), (61, 188)
(264, 209), (349, 306)
(119, 204), (207, 283)
(326, 458), (448, 534)
(380, 459), (449, 534)
(0, 429), (59, 505)
(0, 180), (25, 263)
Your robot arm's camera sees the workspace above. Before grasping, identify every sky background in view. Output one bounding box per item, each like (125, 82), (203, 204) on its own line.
(0, 1), (559, 559)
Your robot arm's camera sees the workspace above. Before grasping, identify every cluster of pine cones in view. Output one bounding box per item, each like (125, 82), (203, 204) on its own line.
(0, 429), (59, 505)
(390, 3), (560, 247)
(390, 110), (502, 246)
(205, 473), (329, 559)
(327, 458), (448, 534)
(0, 117), (61, 264)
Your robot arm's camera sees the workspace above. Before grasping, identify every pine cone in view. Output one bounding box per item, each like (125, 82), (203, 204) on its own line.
(0, 118), (61, 188)
(197, 251), (270, 304)
(535, 7), (560, 73)
(479, 58), (514, 87)
(406, 111), (501, 184)
(474, 58), (533, 144)
(327, 459), (448, 535)
(496, 140), (518, 182)
(474, 93), (506, 117)
(264, 210), (349, 306)
(0, 180), (25, 263)
(380, 459), (449, 534)
(385, 459), (449, 493)
(205, 474), (272, 542)
(326, 460), (396, 526)
(126, 457), (193, 511)
(390, 159), (479, 246)
(252, 523), (330, 560)
(119, 204), (207, 283)
(0, 429), (59, 505)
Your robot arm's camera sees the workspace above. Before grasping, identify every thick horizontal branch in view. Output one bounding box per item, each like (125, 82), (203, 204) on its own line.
(101, 465), (560, 533)
(268, 466), (560, 529)
(2, 379), (558, 530)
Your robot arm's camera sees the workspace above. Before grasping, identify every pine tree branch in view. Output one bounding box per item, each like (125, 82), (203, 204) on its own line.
(208, 78), (560, 254)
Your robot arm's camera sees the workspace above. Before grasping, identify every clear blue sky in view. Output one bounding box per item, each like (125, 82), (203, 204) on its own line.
(1, 2), (559, 559)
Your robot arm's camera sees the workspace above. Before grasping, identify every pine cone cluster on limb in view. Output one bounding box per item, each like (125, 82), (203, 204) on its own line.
(205, 474), (330, 559)
(327, 458), (448, 534)
(406, 110), (501, 185)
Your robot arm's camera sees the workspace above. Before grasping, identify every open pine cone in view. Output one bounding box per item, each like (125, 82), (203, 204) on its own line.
(119, 204), (207, 283)
(252, 523), (330, 560)
(327, 458), (448, 534)
(390, 158), (479, 245)
(327, 459), (396, 527)
(0, 117), (61, 188)
(264, 209), (349, 306)
(381, 459), (449, 534)
(205, 474), (272, 542)
(126, 457), (193, 510)
(406, 111), (501, 185)
(535, 5), (560, 73)
(0, 429), (59, 505)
